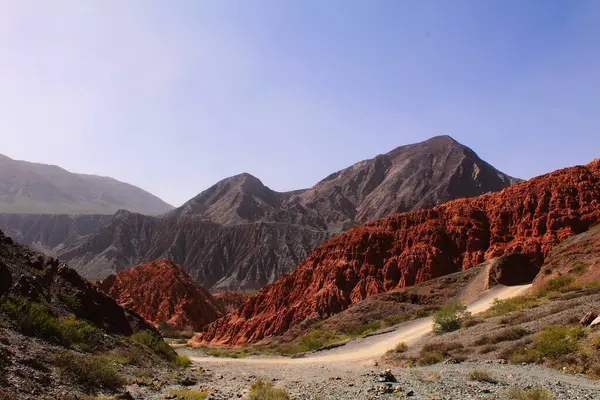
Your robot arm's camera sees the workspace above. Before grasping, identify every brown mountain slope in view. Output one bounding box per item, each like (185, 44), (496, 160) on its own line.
(193, 159), (600, 346)
(98, 259), (222, 331)
(0, 153), (173, 214)
(213, 292), (250, 314)
(57, 136), (518, 290)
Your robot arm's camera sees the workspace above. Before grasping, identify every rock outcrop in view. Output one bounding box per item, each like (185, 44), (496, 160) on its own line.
(213, 292), (249, 314)
(99, 259), (223, 331)
(57, 136), (518, 290)
(193, 159), (600, 346)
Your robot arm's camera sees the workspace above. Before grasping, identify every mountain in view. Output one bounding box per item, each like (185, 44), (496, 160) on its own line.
(98, 259), (223, 331)
(193, 159), (600, 346)
(57, 136), (519, 290)
(213, 292), (249, 314)
(0, 153), (173, 214)
(0, 213), (113, 254)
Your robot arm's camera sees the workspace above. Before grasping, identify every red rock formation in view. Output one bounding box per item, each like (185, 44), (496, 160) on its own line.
(99, 259), (222, 331)
(213, 292), (249, 314)
(192, 160), (600, 346)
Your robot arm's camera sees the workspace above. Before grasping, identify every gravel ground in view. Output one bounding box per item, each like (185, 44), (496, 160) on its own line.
(135, 355), (600, 400)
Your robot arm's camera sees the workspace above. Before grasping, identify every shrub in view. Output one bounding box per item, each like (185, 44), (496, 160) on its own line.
(545, 276), (575, 292)
(569, 261), (588, 275)
(432, 303), (471, 334)
(486, 295), (545, 317)
(54, 352), (123, 390)
(130, 331), (175, 360)
(490, 327), (530, 344)
(174, 354), (192, 368)
(296, 327), (340, 352)
(165, 389), (207, 400)
(468, 369), (497, 383)
(57, 317), (99, 349)
(340, 321), (381, 337)
(0, 296), (60, 340)
(510, 325), (583, 363)
(248, 379), (291, 400)
(504, 387), (554, 400)
(392, 342), (407, 353)
(417, 341), (464, 365)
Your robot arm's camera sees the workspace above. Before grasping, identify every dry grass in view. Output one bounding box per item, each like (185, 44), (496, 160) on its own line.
(467, 369), (497, 383)
(504, 387), (555, 400)
(165, 388), (207, 400)
(248, 379), (291, 400)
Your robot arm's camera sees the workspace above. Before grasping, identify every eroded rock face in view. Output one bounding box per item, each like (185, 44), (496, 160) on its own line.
(213, 292), (249, 314)
(193, 160), (600, 346)
(99, 259), (223, 331)
(57, 136), (518, 291)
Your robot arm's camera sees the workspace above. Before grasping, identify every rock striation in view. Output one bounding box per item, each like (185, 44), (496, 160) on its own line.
(98, 259), (223, 331)
(57, 136), (518, 290)
(193, 159), (600, 346)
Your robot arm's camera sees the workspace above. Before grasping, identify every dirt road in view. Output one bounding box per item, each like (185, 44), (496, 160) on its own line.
(189, 283), (532, 366)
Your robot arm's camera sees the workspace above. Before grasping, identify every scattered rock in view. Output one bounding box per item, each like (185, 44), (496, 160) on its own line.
(378, 369), (397, 383)
(580, 311), (597, 326)
(590, 316), (600, 328)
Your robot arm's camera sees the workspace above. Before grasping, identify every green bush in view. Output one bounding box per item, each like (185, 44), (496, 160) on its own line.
(417, 341), (464, 365)
(57, 317), (99, 349)
(0, 296), (60, 340)
(248, 379), (291, 400)
(432, 303), (471, 334)
(130, 331), (175, 361)
(296, 327), (340, 352)
(54, 352), (123, 390)
(510, 325), (583, 363)
(340, 321), (381, 337)
(545, 276), (575, 292)
(174, 354), (192, 368)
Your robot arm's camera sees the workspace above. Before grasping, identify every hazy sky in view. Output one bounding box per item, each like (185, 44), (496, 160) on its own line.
(1, 1), (599, 206)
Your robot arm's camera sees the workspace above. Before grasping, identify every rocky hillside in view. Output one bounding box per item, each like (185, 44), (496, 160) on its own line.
(57, 136), (518, 290)
(533, 224), (600, 291)
(0, 229), (181, 399)
(193, 159), (600, 346)
(98, 259), (223, 331)
(0, 153), (173, 214)
(0, 213), (112, 254)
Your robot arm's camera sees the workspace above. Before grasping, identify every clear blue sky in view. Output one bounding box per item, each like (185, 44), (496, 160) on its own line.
(1, 1), (599, 206)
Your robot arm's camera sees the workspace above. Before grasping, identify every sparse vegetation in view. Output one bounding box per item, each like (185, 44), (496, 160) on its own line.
(392, 342), (407, 353)
(569, 261), (589, 275)
(0, 296), (100, 349)
(54, 352), (123, 390)
(467, 369), (497, 383)
(545, 276), (575, 292)
(174, 354), (193, 368)
(417, 341), (464, 365)
(165, 388), (208, 400)
(432, 303), (471, 334)
(485, 295), (546, 317)
(248, 379), (291, 400)
(130, 331), (175, 361)
(340, 321), (381, 337)
(158, 321), (195, 339)
(504, 387), (555, 400)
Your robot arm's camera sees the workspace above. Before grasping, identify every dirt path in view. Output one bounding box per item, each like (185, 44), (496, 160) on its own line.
(189, 283), (532, 366)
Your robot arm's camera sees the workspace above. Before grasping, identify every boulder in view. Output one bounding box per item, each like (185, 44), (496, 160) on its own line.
(590, 316), (600, 329)
(580, 311), (597, 326)
(489, 253), (540, 286)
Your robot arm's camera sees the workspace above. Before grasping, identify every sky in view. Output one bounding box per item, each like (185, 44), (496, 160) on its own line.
(1, 0), (599, 207)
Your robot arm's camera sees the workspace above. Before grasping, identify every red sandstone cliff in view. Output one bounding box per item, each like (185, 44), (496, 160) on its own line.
(192, 160), (600, 346)
(99, 259), (222, 331)
(213, 292), (250, 314)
